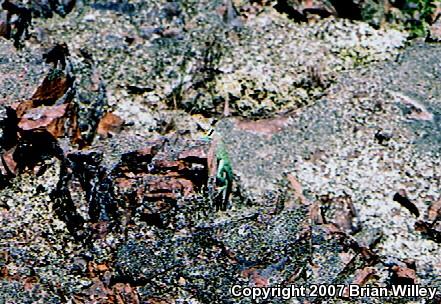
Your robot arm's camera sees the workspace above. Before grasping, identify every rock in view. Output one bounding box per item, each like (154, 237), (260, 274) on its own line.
(115, 235), (201, 283)
(28, 0), (54, 18)
(309, 224), (378, 286)
(89, 1), (136, 14)
(49, 0), (76, 17)
(112, 283), (140, 304)
(286, 173), (310, 205)
(1, 2), (441, 303)
(214, 207), (310, 271)
(110, 138), (211, 227)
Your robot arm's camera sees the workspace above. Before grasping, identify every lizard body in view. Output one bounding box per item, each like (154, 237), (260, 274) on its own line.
(203, 129), (233, 210)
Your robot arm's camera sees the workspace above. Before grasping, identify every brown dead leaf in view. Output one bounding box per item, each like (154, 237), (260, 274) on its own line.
(97, 112), (124, 138)
(320, 194), (359, 234)
(95, 264), (109, 272)
(12, 100), (35, 118)
(113, 283), (140, 304)
(427, 198), (441, 222)
(0, 266), (8, 279)
(18, 104), (72, 138)
(391, 265), (417, 284)
(352, 267), (376, 285)
(23, 276), (38, 291)
(286, 173), (309, 205)
(0, 17), (9, 38)
(309, 201), (324, 224)
(32, 73), (72, 105)
(1, 148), (17, 175)
(143, 298), (173, 304)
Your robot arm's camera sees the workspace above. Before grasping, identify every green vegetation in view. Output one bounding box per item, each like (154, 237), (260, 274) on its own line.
(403, 0), (437, 38)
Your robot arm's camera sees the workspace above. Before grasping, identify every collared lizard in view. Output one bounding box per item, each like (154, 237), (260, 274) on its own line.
(203, 128), (233, 211)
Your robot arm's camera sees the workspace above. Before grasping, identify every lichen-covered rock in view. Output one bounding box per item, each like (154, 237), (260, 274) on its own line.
(26, 0), (407, 123)
(1, 1), (441, 303)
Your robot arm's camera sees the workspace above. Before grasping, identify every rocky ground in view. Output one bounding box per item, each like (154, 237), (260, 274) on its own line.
(0, 0), (440, 303)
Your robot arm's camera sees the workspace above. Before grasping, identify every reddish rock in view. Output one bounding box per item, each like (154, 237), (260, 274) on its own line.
(79, 277), (113, 299)
(145, 176), (195, 198)
(149, 158), (186, 174)
(57, 138), (212, 230)
(178, 146), (208, 162)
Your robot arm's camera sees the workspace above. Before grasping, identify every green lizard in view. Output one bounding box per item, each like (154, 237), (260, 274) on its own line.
(203, 128), (234, 211)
